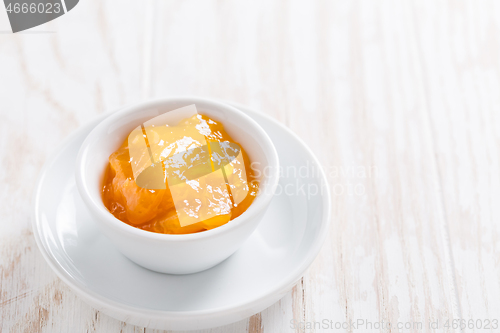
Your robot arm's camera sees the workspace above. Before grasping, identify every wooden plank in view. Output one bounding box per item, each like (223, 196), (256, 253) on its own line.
(0, 0), (147, 331)
(412, 0), (500, 330)
(149, 0), (457, 332)
(3, 0), (494, 331)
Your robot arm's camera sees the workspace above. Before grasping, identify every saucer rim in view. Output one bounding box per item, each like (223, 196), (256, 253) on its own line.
(32, 100), (332, 321)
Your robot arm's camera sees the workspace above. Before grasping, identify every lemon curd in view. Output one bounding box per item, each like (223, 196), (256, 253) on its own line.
(102, 114), (259, 235)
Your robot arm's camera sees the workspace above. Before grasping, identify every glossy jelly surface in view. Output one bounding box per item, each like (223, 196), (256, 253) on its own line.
(102, 114), (259, 234)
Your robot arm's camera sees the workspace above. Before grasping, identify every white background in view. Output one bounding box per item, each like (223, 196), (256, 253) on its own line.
(1, 0), (499, 332)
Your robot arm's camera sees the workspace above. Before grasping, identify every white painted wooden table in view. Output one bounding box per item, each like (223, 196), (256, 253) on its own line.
(1, 1), (499, 332)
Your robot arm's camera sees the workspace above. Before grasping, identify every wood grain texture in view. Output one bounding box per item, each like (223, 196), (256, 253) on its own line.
(0, 0), (497, 332)
(413, 0), (500, 330)
(0, 0), (147, 332)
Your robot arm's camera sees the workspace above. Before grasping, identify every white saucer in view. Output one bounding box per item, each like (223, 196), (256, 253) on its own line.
(33, 102), (331, 331)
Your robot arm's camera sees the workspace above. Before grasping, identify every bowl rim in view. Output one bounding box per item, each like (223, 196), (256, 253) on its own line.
(32, 100), (332, 324)
(75, 96), (280, 242)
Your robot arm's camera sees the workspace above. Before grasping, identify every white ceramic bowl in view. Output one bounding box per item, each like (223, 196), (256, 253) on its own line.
(76, 97), (279, 274)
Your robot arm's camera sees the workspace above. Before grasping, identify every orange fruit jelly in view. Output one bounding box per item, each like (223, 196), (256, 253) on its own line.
(102, 114), (259, 234)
